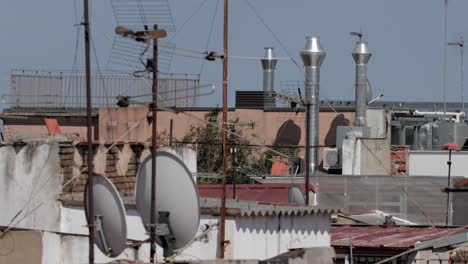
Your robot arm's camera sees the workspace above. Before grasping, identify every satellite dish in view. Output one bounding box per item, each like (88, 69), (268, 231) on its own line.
(288, 186), (306, 205)
(84, 174), (127, 257)
(135, 151), (200, 253)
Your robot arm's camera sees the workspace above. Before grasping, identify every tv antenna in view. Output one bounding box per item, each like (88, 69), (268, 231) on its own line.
(84, 174), (127, 257)
(350, 31), (363, 41)
(108, 0), (177, 73)
(135, 151), (200, 258)
(115, 83), (216, 108)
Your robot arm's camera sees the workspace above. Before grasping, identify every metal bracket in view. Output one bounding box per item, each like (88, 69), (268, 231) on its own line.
(94, 215), (112, 255)
(158, 211), (176, 258)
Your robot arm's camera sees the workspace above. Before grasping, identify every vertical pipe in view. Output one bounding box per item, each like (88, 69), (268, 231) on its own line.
(150, 24), (159, 263)
(219, 0), (228, 259)
(352, 40), (371, 127)
(300, 36), (326, 206)
(304, 66), (320, 205)
(310, 67), (320, 175)
(83, 0), (94, 262)
(261, 48), (277, 108)
(355, 63), (368, 126)
(305, 101), (311, 205)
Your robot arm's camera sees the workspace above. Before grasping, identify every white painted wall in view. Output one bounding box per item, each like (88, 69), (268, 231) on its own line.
(230, 214), (331, 260)
(160, 147), (197, 181)
(0, 140), (62, 232)
(59, 206), (332, 261)
(409, 151), (468, 177)
(0, 140), (331, 262)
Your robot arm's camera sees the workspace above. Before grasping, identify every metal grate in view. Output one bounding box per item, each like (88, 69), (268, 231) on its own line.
(111, 0), (176, 32)
(5, 70), (200, 110)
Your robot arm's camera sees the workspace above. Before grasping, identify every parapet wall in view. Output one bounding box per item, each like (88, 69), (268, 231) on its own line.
(58, 141), (148, 198)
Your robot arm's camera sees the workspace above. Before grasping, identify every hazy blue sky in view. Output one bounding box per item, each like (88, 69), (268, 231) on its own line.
(1, 0), (468, 107)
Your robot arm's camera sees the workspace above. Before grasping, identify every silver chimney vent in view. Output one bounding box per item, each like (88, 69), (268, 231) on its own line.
(352, 38), (372, 127)
(300, 36), (326, 177)
(261, 47), (278, 108)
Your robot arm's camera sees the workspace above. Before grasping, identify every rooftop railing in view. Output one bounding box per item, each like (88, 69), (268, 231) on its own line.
(5, 69), (200, 110)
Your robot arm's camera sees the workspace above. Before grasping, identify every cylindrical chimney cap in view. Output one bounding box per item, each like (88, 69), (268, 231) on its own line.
(300, 36), (326, 67)
(263, 47), (275, 60)
(261, 47), (277, 70)
(352, 41), (372, 64)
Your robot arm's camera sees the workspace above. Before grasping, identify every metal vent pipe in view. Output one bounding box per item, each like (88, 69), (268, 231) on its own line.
(352, 40), (372, 127)
(261, 47), (277, 108)
(300, 36), (326, 180)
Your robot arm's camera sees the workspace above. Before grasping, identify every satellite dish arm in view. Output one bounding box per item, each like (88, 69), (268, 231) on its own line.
(156, 211), (176, 258)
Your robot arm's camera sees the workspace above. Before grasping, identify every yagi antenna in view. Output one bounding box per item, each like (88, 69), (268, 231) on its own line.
(115, 83), (216, 108)
(350, 31), (363, 40)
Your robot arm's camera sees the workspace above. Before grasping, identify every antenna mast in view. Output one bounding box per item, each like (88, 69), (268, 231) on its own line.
(83, 0), (95, 262)
(219, 0), (228, 259)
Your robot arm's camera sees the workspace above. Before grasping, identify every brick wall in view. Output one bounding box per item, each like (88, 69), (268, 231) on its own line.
(390, 145), (409, 175)
(59, 142), (146, 197)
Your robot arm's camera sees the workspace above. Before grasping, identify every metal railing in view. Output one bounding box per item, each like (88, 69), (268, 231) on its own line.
(5, 69), (200, 109)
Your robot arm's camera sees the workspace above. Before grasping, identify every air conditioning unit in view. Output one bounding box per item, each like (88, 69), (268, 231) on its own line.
(323, 147), (341, 170)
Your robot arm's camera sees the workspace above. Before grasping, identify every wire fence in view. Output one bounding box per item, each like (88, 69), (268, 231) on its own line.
(5, 69), (200, 109)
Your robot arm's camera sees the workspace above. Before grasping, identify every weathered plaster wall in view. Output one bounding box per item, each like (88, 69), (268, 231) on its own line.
(0, 230), (43, 263)
(0, 230), (139, 264)
(0, 139), (62, 231)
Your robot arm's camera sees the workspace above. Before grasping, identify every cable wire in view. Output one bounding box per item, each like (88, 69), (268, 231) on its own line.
(168, 0), (210, 42)
(199, 0), (220, 76)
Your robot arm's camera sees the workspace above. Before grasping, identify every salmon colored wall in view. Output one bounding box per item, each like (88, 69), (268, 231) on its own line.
(3, 108), (355, 164)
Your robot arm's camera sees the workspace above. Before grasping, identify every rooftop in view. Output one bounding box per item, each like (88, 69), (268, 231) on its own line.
(332, 225), (468, 249)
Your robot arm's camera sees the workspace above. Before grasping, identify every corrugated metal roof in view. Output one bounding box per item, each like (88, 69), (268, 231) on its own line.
(200, 197), (339, 217)
(332, 225), (467, 249)
(198, 184), (315, 206)
(338, 210), (416, 225)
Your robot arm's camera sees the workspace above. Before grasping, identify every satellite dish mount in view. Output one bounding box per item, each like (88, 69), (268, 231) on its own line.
(152, 211), (176, 257)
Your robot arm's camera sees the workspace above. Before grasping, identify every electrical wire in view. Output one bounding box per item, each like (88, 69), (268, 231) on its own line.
(168, 0), (210, 42)
(199, 0), (220, 76)
(0, 142), (60, 237)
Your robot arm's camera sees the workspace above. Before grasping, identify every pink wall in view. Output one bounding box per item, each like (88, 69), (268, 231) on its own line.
(3, 108), (355, 157)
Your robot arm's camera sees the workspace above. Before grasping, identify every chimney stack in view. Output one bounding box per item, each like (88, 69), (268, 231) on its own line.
(261, 47), (277, 108)
(352, 39), (372, 127)
(300, 36), (326, 175)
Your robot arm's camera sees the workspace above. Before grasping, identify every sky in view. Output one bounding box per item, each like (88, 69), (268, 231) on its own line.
(1, 0), (468, 107)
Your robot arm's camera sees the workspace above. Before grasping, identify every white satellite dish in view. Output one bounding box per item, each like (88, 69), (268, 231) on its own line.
(288, 186), (306, 205)
(135, 151), (200, 256)
(84, 174), (127, 257)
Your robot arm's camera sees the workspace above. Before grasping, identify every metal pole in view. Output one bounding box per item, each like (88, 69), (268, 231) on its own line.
(461, 39), (464, 114)
(443, 0), (448, 122)
(219, 0), (228, 259)
(83, 0), (94, 262)
(232, 147), (236, 199)
(150, 24), (159, 263)
(169, 119), (173, 146)
(446, 149), (452, 226)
